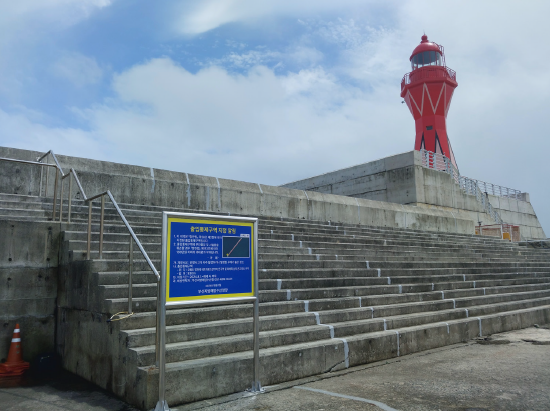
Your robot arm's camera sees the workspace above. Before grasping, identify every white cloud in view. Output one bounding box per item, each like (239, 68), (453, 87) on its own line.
(281, 67), (336, 95)
(0, 109), (106, 161)
(0, 0), (113, 101)
(1, 0), (549, 235)
(51, 52), (104, 87)
(210, 45), (323, 71)
(174, 0), (384, 35)
(0, 0), (112, 41)
(0, 57), (410, 185)
(219, 49), (282, 69)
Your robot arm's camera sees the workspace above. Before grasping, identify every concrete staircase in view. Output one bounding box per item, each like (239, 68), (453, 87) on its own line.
(2, 192), (550, 410)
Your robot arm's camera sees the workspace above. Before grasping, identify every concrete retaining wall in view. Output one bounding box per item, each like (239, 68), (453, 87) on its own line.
(0, 146), (474, 235)
(282, 151), (419, 204)
(0, 220), (59, 362)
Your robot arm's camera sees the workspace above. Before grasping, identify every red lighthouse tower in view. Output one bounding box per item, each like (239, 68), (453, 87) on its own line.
(401, 35), (458, 168)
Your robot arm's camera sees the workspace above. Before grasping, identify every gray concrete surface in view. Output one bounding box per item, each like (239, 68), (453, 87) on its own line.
(281, 151), (420, 205)
(2, 326), (549, 411)
(0, 219), (60, 363)
(178, 326), (550, 411)
(281, 150), (546, 240)
(0, 146), (475, 235)
(0, 370), (139, 411)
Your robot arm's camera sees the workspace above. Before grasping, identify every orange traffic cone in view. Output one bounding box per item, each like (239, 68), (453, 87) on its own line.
(0, 324), (30, 377)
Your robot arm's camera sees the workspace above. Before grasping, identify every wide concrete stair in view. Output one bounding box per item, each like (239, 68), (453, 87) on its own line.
(2, 192), (550, 410)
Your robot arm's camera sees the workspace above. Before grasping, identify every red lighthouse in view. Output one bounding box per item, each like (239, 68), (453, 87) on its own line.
(401, 35), (458, 169)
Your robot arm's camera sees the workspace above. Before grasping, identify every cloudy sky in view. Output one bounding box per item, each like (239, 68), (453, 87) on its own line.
(1, 0), (549, 235)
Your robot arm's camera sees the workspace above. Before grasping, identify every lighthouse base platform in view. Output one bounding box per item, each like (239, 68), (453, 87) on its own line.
(281, 150), (546, 241)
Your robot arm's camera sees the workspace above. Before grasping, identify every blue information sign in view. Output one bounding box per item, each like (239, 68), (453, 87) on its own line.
(165, 216), (255, 303)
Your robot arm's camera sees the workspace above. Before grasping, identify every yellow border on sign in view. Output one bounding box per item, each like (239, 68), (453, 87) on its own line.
(166, 217), (255, 303)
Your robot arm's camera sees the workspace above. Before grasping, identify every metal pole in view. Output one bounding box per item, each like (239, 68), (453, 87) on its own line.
(87, 202), (92, 259)
(156, 283), (161, 366)
(99, 196), (105, 259)
(251, 219), (262, 392)
(252, 297), (261, 391)
(39, 165), (43, 197)
(155, 212), (169, 411)
(45, 161), (49, 198)
(128, 235), (133, 314)
(59, 179), (64, 222)
(52, 168), (59, 221)
(68, 175), (72, 223)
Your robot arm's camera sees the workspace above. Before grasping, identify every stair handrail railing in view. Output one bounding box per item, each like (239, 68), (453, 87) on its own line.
(35, 151), (159, 275)
(2, 150), (161, 361)
(83, 190), (159, 277)
(420, 149), (504, 224)
(59, 168), (88, 223)
(36, 150), (64, 200)
(0, 156), (61, 220)
(44, 150), (161, 359)
(43, 150), (161, 361)
(523, 239), (550, 249)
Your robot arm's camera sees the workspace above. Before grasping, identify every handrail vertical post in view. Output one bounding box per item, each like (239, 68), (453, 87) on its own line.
(45, 159), (49, 197)
(52, 168), (59, 221)
(252, 219), (261, 392)
(128, 234), (133, 314)
(156, 212), (168, 410)
(39, 165), (43, 197)
(68, 174), (72, 223)
(156, 283), (161, 366)
(59, 178), (64, 222)
(87, 201), (92, 259)
(99, 195), (105, 259)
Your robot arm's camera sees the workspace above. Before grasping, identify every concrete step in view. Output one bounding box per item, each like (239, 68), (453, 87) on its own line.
(258, 273), (550, 290)
(130, 305), (550, 408)
(260, 277), (550, 303)
(3, 193), (549, 409)
(99, 273), (550, 300)
(88, 256), (550, 278)
(113, 284), (550, 332)
(123, 295), (550, 370)
(103, 279), (550, 315)
(0, 208), (50, 218)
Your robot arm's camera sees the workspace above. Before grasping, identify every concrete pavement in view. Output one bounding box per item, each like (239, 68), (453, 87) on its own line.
(1, 324), (549, 411)
(180, 326), (550, 411)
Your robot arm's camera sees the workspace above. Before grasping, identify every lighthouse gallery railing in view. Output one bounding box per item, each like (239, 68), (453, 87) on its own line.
(401, 66), (457, 92)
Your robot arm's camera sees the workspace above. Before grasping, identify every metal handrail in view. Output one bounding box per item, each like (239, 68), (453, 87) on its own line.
(523, 239), (550, 249)
(420, 149), (504, 224)
(37, 150), (64, 176)
(60, 168), (88, 223)
(44, 150), (160, 357)
(84, 190), (160, 319)
(420, 150), (525, 201)
(84, 190), (160, 279)
(84, 189), (160, 361)
(0, 156), (60, 220)
(5, 149), (162, 362)
(39, 154), (158, 278)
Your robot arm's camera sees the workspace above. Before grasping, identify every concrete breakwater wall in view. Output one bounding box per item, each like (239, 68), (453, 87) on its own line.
(282, 150), (546, 240)
(0, 147), (474, 234)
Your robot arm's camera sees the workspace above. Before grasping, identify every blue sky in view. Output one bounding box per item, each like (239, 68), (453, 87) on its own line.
(1, 0), (549, 236)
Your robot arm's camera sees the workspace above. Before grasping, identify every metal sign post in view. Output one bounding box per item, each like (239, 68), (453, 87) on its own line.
(155, 212), (262, 411)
